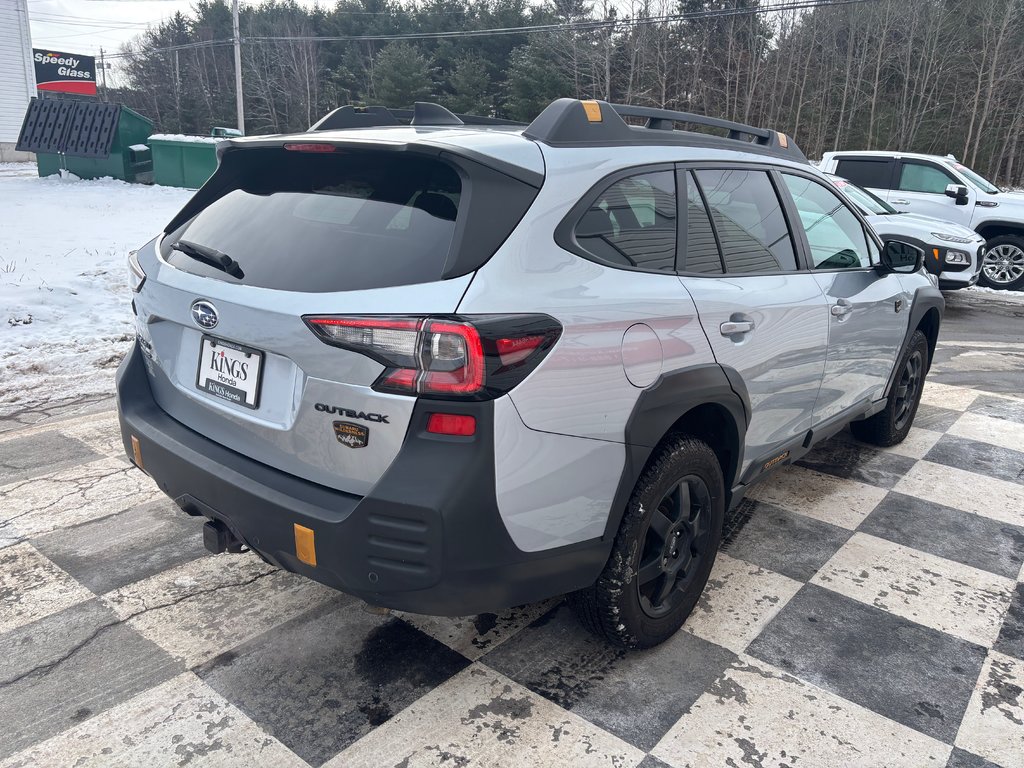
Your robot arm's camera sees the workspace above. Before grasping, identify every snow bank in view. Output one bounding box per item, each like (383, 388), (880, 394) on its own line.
(148, 133), (223, 144)
(966, 285), (1024, 298)
(0, 164), (192, 415)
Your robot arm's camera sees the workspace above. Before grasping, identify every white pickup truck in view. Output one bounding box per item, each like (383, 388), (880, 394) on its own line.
(821, 151), (1024, 290)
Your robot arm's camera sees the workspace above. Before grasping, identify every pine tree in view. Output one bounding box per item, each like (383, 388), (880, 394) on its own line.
(448, 54), (492, 114)
(372, 42), (434, 107)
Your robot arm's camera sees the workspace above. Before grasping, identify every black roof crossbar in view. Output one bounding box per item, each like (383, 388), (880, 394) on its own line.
(310, 102), (526, 132)
(523, 98), (807, 163)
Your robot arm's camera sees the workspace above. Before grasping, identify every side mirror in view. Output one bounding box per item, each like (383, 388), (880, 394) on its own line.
(944, 183), (970, 205)
(880, 240), (923, 274)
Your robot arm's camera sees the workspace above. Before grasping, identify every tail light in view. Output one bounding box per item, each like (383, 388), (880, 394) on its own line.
(303, 314), (561, 400)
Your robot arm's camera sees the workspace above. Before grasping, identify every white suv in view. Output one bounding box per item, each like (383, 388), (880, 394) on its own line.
(821, 151), (1024, 290)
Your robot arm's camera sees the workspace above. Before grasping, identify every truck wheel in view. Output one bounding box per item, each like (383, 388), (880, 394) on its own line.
(980, 235), (1024, 290)
(850, 330), (929, 447)
(570, 435), (724, 649)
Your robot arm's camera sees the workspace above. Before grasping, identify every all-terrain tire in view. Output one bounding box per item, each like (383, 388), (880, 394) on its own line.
(850, 329), (929, 447)
(570, 435), (724, 649)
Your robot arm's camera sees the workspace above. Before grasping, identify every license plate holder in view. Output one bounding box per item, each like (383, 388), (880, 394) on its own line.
(195, 335), (264, 409)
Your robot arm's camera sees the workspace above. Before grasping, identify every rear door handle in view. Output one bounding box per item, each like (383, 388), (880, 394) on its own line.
(720, 320), (754, 336)
(831, 299), (853, 318)
(890, 198), (910, 205)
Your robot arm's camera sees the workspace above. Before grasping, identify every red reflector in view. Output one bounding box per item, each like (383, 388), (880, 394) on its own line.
(495, 335), (545, 367)
(427, 413), (476, 436)
(283, 143), (337, 153)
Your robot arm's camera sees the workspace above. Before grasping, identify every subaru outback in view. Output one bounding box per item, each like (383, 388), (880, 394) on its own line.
(118, 99), (942, 648)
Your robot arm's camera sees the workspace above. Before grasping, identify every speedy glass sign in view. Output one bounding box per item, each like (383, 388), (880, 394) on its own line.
(33, 49), (97, 96)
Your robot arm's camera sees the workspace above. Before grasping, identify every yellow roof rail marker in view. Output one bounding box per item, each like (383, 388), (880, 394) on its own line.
(294, 523), (317, 566)
(582, 100), (603, 122)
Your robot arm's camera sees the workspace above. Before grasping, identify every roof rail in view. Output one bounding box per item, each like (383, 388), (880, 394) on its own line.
(310, 102), (526, 132)
(523, 98), (806, 163)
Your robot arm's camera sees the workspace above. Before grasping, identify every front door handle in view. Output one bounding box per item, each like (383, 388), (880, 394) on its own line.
(831, 299), (853, 318)
(720, 320), (754, 336)
(890, 198), (910, 205)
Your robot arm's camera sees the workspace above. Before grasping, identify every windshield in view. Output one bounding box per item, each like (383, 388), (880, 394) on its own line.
(831, 178), (896, 215)
(949, 162), (1001, 194)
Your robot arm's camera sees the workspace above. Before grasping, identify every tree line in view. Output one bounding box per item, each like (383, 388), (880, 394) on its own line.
(113, 0), (1024, 184)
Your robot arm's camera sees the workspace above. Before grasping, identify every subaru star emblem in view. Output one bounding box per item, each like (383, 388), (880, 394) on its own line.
(190, 300), (218, 329)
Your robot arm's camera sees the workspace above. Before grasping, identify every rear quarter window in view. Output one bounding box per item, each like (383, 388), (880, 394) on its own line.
(573, 171), (677, 272)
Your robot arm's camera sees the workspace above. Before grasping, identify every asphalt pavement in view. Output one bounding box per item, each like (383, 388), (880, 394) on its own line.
(932, 288), (1024, 394)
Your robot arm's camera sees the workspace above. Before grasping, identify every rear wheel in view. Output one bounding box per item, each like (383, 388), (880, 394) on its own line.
(980, 235), (1024, 290)
(570, 435), (724, 648)
(850, 329), (929, 447)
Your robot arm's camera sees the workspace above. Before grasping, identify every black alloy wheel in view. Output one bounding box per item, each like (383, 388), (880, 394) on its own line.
(637, 475), (712, 618)
(893, 348), (924, 433)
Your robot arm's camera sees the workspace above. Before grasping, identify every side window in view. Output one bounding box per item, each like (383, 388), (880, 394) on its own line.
(834, 158), (893, 189)
(898, 161), (956, 194)
(782, 174), (871, 270)
(694, 169), (797, 273)
(574, 171), (677, 271)
(680, 172), (724, 274)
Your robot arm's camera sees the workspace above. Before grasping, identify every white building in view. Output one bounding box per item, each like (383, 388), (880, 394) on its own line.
(0, 0), (35, 161)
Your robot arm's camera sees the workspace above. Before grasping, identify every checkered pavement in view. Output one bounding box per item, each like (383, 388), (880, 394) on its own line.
(1, 378), (1022, 768)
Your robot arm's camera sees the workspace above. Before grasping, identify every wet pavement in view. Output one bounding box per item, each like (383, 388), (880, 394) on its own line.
(0, 289), (1022, 767)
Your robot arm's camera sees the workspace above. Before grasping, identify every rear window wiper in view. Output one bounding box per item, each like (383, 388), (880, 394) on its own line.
(170, 239), (244, 279)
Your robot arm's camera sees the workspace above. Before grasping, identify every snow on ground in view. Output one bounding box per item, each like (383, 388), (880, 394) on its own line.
(0, 163), (191, 415)
(966, 285), (1024, 298)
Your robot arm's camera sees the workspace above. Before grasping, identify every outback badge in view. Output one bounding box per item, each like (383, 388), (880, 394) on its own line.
(333, 421), (369, 449)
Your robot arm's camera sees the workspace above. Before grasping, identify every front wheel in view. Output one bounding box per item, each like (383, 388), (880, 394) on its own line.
(980, 235), (1024, 290)
(570, 435), (724, 649)
(850, 329), (929, 447)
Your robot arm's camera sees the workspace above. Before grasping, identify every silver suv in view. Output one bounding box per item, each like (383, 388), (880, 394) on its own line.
(117, 99), (943, 648)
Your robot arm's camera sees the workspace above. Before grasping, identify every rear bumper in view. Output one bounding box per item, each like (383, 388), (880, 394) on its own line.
(116, 342), (607, 615)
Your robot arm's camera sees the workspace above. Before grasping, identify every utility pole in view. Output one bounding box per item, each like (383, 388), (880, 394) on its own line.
(232, 0), (245, 134)
(99, 47), (108, 101)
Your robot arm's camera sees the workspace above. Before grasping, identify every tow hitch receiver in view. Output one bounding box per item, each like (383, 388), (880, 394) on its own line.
(203, 519), (243, 554)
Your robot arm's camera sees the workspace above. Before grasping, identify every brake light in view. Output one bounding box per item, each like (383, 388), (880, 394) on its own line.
(283, 143), (337, 153)
(303, 315), (561, 400)
(427, 413), (476, 436)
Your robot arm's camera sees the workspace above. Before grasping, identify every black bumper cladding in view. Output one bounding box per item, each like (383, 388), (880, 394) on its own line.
(116, 342), (607, 615)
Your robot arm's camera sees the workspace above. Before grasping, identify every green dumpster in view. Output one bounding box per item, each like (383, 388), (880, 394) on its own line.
(149, 134), (222, 189)
(17, 97), (154, 182)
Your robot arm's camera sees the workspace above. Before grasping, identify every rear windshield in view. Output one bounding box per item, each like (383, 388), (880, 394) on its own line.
(163, 151), (462, 293)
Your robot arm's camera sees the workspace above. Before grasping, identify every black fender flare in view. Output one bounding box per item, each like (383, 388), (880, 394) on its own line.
(884, 284), (944, 398)
(600, 363), (749, 541)
(975, 221), (1024, 241)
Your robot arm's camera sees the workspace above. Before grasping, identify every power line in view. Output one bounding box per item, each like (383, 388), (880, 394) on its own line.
(247, 0), (873, 43)
(104, 0), (874, 59)
(31, 11), (156, 25)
